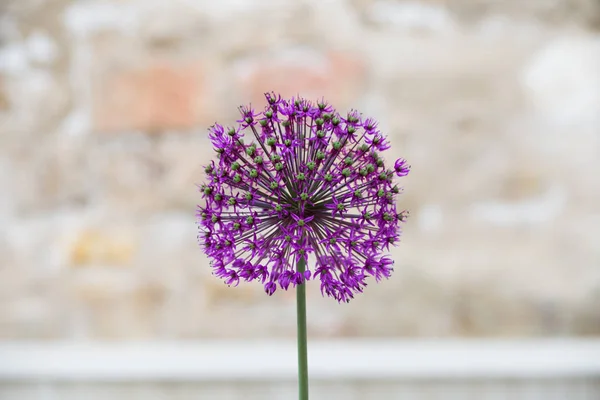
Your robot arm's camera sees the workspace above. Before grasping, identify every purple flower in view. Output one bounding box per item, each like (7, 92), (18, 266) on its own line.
(394, 158), (411, 177)
(197, 93), (410, 302)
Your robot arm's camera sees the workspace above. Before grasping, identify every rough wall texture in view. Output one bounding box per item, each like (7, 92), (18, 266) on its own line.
(0, 0), (599, 339)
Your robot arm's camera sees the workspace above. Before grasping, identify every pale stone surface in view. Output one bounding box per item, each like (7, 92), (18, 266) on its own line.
(0, 0), (599, 339)
(2, 379), (596, 400)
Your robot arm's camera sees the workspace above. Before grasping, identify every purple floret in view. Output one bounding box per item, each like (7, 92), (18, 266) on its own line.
(197, 94), (410, 302)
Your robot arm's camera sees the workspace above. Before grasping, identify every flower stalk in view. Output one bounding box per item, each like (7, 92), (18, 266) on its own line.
(296, 257), (309, 400)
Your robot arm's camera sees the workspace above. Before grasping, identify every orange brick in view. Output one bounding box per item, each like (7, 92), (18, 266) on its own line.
(93, 62), (206, 133)
(240, 51), (366, 108)
(326, 51), (367, 104)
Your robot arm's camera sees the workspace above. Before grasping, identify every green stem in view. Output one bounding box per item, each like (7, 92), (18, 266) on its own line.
(296, 257), (309, 400)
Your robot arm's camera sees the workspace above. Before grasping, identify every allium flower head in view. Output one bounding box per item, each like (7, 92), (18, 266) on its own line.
(197, 93), (410, 302)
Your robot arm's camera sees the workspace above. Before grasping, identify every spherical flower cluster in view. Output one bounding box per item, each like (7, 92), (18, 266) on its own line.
(197, 93), (410, 302)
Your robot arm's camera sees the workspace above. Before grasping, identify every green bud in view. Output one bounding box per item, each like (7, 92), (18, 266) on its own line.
(249, 169), (258, 178)
(246, 216), (254, 224)
(266, 137), (276, 146)
(300, 193), (309, 201)
(337, 203), (345, 211)
(231, 161), (240, 171)
(275, 205), (283, 212)
(246, 145), (256, 157)
(377, 188), (385, 197)
(259, 119), (268, 127)
(233, 222), (241, 230)
(316, 151), (325, 160)
(383, 212), (393, 221)
(359, 168), (368, 177)
(359, 144), (369, 152)
(354, 189), (362, 198)
(296, 173), (305, 181)
(284, 139), (292, 147)
(265, 110), (273, 118)
(329, 238), (337, 244)
(306, 161), (316, 170)
(332, 117), (340, 126)
(211, 215), (219, 223)
(282, 120), (291, 127)
(275, 162), (283, 171)
(245, 192), (253, 201)
(332, 141), (342, 151)
(285, 235), (292, 242)
(254, 156), (263, 164)
(323, 113), (332, 121)
(344, 156), (353, 166)
(203, 186), (212, 195)
(271, 154), (281, 162)
(227, 128), (236, 136)
(325, 173), (333, 182)
(233, 174), (241, 183)
(297, 219), (305, 227)
(315, 118), (324, 127)
(228, 198), (236, 206)
(317, 130), (325, 138)
(205, 165), (214, 174)
(366, 164), (375, 173)
(270, 181), (279, 189)
(342, 168), (351, 177)
(347, 126), (356, 135)
(397, 211), (409, 222)
(214, 194), (223, 201)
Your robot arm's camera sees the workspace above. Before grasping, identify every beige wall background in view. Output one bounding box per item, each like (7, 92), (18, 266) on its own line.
(1, 0), (599, 340)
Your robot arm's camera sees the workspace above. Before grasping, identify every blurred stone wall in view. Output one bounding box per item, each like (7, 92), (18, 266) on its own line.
(0, 0), (599, 339)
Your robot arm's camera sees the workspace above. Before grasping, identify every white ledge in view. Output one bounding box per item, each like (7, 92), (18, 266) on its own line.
(1, 340), (599, 382)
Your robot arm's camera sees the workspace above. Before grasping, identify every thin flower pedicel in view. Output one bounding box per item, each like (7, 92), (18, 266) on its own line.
(197, 93), (410, 302)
